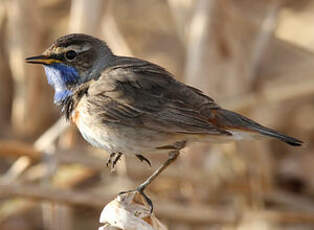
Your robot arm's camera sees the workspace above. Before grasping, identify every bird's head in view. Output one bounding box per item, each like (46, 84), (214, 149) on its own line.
(26, 33), (113, 104)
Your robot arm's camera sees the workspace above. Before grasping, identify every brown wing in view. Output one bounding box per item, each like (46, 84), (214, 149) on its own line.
(87, 56), (230, 136)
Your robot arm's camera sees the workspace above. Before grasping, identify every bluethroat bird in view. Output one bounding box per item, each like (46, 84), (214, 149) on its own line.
(26, 33), (302, 211)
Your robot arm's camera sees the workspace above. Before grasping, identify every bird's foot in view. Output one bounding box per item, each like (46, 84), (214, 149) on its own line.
(106, 153), (114, 168)
(106, 152), (123, 170)
(119, 184), (153, 213)
(136, 154), (151, 167)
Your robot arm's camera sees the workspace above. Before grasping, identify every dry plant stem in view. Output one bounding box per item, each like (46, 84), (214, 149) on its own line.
(6, 0), (54, 136)
(2, 180), (314, 225)
(0, 4), (13, 126)
(0, 179), (109, 210)
(0, 140), (41, 159)
(4, 141), (314, 214)
(266, 190), (314, 213)
(41, 203), (73, 230)
(223, 78), (314, 111)
(69, 0), (105, 36)
(5, 143), (314, 215)
(34, 118), (68, 152)
(166, 0), (194, 43)
(38, 119), (69, 230)
(0, 162), (97, 223)
(102, 11), (133, 57)
(2, 157), (32, 181)
(248, 0), (281, 80)
(184, 0), (215, 87)
(0, 180), (234, 225)
(1, 118), (68, 182)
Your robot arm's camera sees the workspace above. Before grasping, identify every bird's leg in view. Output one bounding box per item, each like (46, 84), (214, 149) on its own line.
(120, 150), (180, 213)
(137, 151), (179, 190)
(106, 153), (116, 168)
(136, 154), (151, 167)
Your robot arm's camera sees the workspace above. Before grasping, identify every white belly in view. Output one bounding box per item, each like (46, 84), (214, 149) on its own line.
(74, 109), (185, 155)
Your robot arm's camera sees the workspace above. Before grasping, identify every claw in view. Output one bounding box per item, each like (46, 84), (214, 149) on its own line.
(112, 152), (123, 169)
(137, 188), (153, 213)
(106, 152), (123, 170)
(119, 186), (153, 213)
(136, 154), (151, 167)
(106, 153), (115, 168)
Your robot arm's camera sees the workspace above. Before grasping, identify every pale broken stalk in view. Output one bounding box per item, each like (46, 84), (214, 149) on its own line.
(99, 191), (167, 230)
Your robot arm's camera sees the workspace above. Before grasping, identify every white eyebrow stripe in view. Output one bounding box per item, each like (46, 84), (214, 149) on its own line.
(66, 44), (91, 53)
(49, 44), (92, 55)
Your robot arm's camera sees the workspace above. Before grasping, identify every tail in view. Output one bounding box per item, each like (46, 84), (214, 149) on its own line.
(214, 109), (303, 146)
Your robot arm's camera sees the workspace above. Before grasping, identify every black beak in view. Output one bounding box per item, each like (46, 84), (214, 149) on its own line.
(25, 55), (61, 65)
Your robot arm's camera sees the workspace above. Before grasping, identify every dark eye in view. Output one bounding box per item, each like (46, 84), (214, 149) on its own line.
(65, 50), (77, 60)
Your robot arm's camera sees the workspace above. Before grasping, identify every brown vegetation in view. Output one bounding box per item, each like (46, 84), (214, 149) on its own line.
(0, 0), (313, 229)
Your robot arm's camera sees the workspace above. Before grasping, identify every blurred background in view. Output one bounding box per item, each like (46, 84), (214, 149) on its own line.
(0, 0), (313, 229)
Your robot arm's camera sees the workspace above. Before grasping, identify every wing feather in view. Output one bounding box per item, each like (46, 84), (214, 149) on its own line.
(87, 57), (229, 135)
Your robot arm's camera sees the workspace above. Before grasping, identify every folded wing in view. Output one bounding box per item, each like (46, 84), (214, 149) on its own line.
(87, 57), (229, 136)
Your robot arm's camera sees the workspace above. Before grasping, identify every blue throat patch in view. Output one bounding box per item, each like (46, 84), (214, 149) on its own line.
(43, 63), (79, 104)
